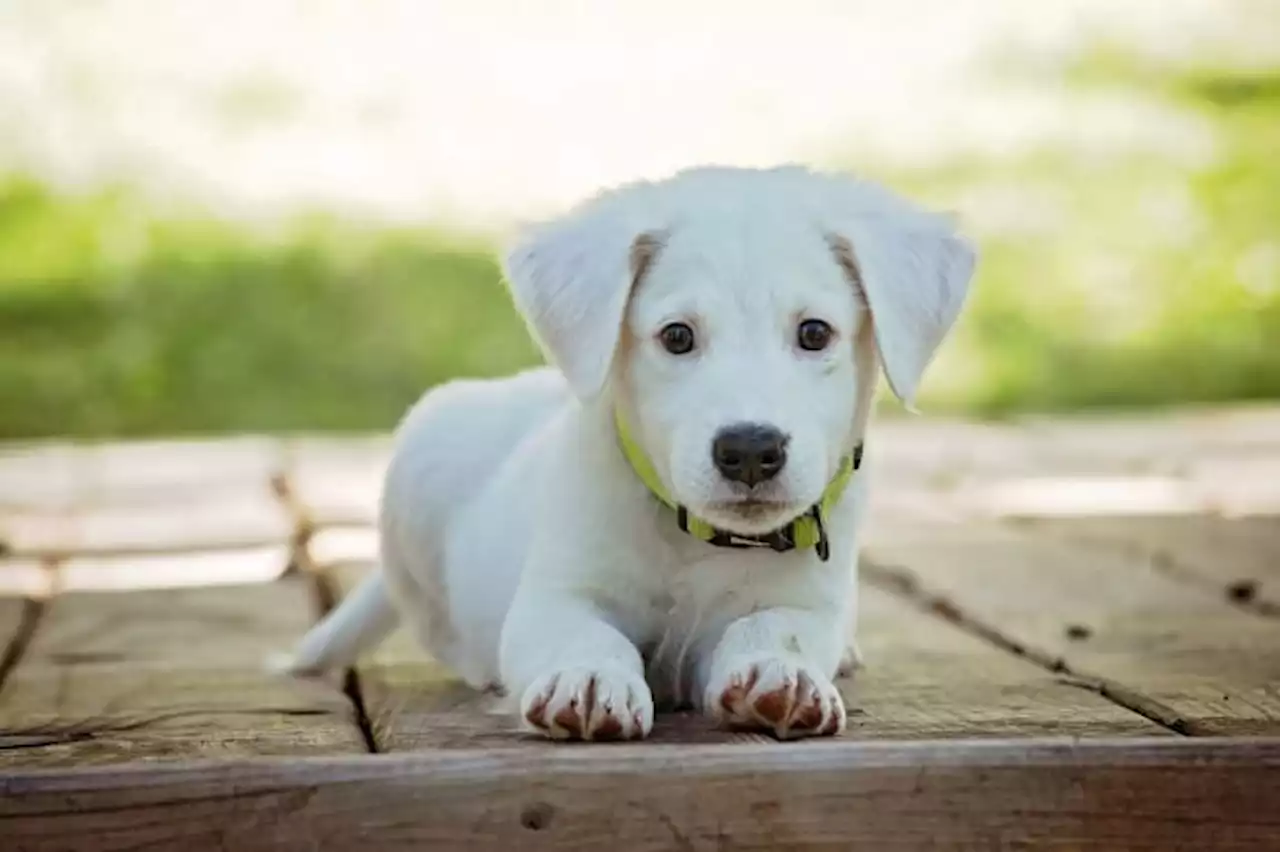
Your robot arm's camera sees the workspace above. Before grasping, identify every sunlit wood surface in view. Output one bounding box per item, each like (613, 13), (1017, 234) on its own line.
(3, 407), (1279, 849)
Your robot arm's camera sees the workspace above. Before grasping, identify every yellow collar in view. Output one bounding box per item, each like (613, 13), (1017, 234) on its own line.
(614, 410), (862, 562)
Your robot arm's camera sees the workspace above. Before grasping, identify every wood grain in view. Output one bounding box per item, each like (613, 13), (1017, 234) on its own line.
(1, 407), (1278, 848)
(2, 738), (1278, 851)
(0, 575), (366, 768)
(853, 585), (1165, 739)
(321, 560), (1164, 752)
(864, 519), (1280, 735)
(1020, 515), (1280, 611)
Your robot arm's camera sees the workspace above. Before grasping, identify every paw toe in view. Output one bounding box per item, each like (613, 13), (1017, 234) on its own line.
(521, 668), (652, 742)
(709, 658), (844, 739)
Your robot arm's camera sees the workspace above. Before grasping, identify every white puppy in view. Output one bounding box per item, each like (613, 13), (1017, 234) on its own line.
(283, 165), (974, 741)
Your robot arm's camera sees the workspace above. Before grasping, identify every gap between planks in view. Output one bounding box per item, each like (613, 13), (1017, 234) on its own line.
(0, 552), (60, 701)
(270, 465), (379, 755)
(860, 553), (1197, 737)
(0, 598), (45, 698)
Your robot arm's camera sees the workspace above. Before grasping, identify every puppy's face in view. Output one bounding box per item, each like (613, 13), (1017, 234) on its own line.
(618, 220), (865, 535)
(503, 167), (975, 539)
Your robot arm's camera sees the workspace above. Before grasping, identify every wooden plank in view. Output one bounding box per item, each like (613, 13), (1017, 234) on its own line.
(322, 558), (1163, 751)
(0, 438), (284, 510)
(0, 490), (291, 558)
(0, 595), (23, 639)
(1016, 406), (1280, 470)
(1186, 456), (1280, 516)
(869, 406), (1280, 491)
(0, 445), (81, 510)
(872, 407), (1280, 522)
(286, 437), (390, 527)
(1020, 515), (1280, 611)
(863, 519), (1280, 735)
(76, 437), (285, 506)
(949, 470), (1280, 523)
(853, 588), (1165, 739)
(1, 739), (1278, 850)
(55, 546), (291, 592)
(0, 559), (55, 598)
(308, 526), (379, 569)
(867, 416), (1048, 486)
(1, 548), (287, 596)
(0, 574), (365, 768)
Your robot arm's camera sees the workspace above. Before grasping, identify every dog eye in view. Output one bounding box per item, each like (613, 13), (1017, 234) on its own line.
(797, 319), (834, 352)
(658, 322), (696, 355)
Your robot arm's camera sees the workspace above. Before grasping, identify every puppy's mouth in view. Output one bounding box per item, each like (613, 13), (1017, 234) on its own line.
(703, 497), (802, 534)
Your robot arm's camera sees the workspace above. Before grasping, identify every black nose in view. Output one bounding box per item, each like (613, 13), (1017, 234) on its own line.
(712, 423), (788, 486)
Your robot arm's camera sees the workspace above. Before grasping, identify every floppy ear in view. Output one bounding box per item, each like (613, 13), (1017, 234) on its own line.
(827, 214), (975, 407)
(502, 203), (662, 400)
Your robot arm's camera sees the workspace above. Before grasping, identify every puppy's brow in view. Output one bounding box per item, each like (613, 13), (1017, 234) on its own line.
(825, 233), (868, 307)
(825, 233), (860, 285)
(629, 231), (665, 286)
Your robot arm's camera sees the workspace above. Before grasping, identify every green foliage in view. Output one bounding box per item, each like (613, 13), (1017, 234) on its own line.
(1, 49), (1277, 438)
(889, 55), (1280, 415)
(0, 181), (539, 438)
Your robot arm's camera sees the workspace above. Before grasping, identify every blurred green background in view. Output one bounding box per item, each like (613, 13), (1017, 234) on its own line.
(1, 3), (1277, 439)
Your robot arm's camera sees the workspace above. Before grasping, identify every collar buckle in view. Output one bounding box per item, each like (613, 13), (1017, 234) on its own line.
(809, 505), (831, 562)
(711, 527), (796, 553)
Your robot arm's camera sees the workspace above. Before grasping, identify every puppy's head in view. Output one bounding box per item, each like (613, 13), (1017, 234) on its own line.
(504, 166), (974, 536)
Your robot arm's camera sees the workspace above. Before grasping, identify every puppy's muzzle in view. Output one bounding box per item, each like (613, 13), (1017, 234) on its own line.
(712, 423), (788, 487)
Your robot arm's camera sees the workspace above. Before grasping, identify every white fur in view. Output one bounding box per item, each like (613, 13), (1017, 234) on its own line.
(282, 165), (975, 740)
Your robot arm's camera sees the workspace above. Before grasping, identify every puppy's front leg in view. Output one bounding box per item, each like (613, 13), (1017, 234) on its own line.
(500, 591), (653, 741)
(701, 607), (847, 740)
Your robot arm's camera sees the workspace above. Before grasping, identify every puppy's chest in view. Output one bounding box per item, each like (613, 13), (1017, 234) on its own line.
(626, 552), (772, 705)
(633, 549), (799, 641)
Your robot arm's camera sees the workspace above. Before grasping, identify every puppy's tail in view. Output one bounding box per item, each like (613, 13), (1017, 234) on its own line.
(271, 569), (399, 676)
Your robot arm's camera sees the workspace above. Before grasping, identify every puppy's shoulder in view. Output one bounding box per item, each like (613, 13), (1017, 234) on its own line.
(383, 367), (572, 513)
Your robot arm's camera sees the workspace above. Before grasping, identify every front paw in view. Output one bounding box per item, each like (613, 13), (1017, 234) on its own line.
(520, 665), (654, 741)
(705, 655), (845, 740)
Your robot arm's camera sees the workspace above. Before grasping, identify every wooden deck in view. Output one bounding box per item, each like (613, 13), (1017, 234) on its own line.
(2, 408), (1279, 849)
